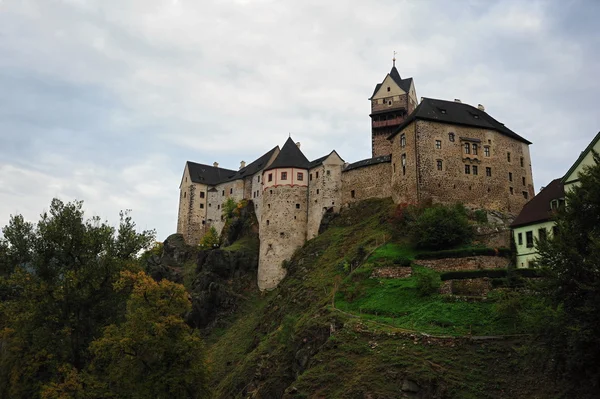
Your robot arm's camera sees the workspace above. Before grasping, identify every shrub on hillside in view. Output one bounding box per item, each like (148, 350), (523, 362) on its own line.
(199, 227), (219, 249)
(393, 256), (412, 267)
(473, 209), (488, 223)
(414, 268), (441, 296)
(409, 204), (474, 250)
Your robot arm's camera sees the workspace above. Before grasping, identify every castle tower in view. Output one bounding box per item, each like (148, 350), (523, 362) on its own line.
(370, 56), (418, 157)
(258, 137), (310, 290)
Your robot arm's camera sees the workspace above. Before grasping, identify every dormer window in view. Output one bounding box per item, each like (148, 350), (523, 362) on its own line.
(438, 108), (447, 114)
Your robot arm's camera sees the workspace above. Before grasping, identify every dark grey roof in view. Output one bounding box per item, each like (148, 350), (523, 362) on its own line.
(344, 155), (391, 172)
(186, 162), (238, 186)
(511, 179), (564, 228)
(227, 146), (279, 180)
(186, 146), (279, 186)
(264, 137), (310, 171)
(369, 66), (413, 99)
(308, 150), (344, 169)
(388, 98), (532, 145)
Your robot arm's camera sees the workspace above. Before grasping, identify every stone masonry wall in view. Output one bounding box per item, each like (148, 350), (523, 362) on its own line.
(390, 121), (419, 204)
(307, 156), (344, 240)
(414, 120), (534, 215)
(258, 182), (309, 290)
(414, 256), (510, 273)
(341, 162), (392, 206)
(177, 181), (209, 245)
(371, 93), (409, 157)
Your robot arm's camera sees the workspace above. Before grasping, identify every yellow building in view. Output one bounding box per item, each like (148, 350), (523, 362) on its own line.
(562, 131), (600, 192)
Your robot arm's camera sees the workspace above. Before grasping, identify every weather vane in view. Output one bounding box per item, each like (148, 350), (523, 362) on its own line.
(393, 51), (397, 67)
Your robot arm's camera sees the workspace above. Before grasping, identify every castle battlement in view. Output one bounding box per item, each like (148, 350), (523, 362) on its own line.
(177, 65), (534, 290)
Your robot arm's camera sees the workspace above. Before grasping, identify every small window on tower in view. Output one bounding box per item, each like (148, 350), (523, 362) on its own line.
(449, 133), (455, 142)
(200, 192), (205, 198)
(222, 190), (225, 196)
(316, 172), (319, 178)
(266, 220), (270, 226)
(387, 86), (390, 92)
(522, 177), (526, 186)
(296, 203), (300, 209)
(184, 192), (186, 198)
(507, 152), (511, 162)
(472, 144), (478, 155)
(465, 165), (471, 174)
(326, 170), (330, 176)
(351, 190), (355, 198)
(200, 204), (204, 209)
(230, 188), (233, 194)
(400, 134), (406, 148)
(484, 146), (490, 157)
(464, 143), (470, 154)
(297, 172), (304, 181)
(472, 165), (478, 175)
(268, 173), (273, 182)
(435, 140), (442, 149)
(523, 191), (529, 199)
(258, 175), (261, 183)
(486, 167), (492, 177)
(436, 160), (443, 171)
(281, 172), (287, 180)
(520, 157), (524, 167)
(310, 173), (313, 181)
(509, 172), (513, 182)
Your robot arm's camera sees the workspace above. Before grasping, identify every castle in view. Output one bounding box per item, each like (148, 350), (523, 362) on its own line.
(177, 62), (535, 290)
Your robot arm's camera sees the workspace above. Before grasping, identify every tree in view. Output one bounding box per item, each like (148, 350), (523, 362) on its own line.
(409, 204), (473, 250)
(0, 199), (155, 398)
(536, 151), (600, 393)
(86, 271), (209, 399)
(199, 226), (219, 249)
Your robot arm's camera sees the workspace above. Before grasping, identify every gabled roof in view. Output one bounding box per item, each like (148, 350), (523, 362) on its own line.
(264, 137), (310, 171)
(186, 162), (238, 186)
(308, 150), (344, 169)
(388, 98), (532, 145)
(227, 146), (279, 180)
(562, 131), (600, 184)
(369, 66), (413, 99)
(511, 179), (564, 228)
(344, 155), (391, 172)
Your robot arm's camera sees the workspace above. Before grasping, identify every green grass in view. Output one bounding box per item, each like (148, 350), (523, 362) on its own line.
(368, 241), (419, 261)
(336, 265), (532, 336)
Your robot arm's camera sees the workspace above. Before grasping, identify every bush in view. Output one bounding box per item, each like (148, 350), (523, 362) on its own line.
(409, 204), (474, 250)
(473, 209), (488, 223)
(415, 247), (511, 260)
(414, 268), (441, 296)
(222, 198), (238, 220)
(393, 256), (412, 267)
(199, 226), (219, 249)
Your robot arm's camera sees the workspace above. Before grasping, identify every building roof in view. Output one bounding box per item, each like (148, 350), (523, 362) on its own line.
(308, 150), (344, 169)
(510, 179), (565, 228)
(186, 162), (238, 186)
(388, 98), (532, 145)
(186, 146), (279, 186)
(561, 131), (600, 184)
(369, 66), (413, 99)
(264, 137), (311, 171)
(344, 155), (391, 172)
(228, 146), (279, 180)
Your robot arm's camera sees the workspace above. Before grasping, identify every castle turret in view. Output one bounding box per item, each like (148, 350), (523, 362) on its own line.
(369, 57), (418, 157)
(258, 137), (310, 290)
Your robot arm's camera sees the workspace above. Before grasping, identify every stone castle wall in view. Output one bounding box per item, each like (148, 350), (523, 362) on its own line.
(413, 120), (534, 214)
(258, 183), (308, 290)
(177, 167), (210, 245)
(307, 158), (344, 240)
(341, 162), (392, 206)
(390, 121), (419, 204)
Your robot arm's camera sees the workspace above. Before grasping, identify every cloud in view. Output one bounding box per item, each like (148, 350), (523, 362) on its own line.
(0, 0), (599, 240)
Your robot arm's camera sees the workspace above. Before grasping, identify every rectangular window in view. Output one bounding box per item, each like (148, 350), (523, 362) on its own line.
(218, 204), (220, 210)
(393, 163), (396, 173)
(230, 188), (233, 194)
(449, 133), (455, 142)
(520, 157), (524, 167)
(281, 172), (287, 180)
(310, 173), (313, 181)
(316, 172), (319, 178)
(472, 144), (478, 155)
(297, 172), (304, 181)
(200, 192), (205, 198)
(518, 233), (523, 245)
(268, 173), (273, 182)
(472, 165), (478, 175)
(464, 143), (470, 154)
(509, 172), (513, 182)
(222, 190), (225, 196)
(200, 203), (204, 209)
(296, 203), (300, 209)
(316, 189), (319, 194)
(401, 134), (406, 147)
(258, 175), (261, 183)
(436, 160), (443, 171)
(351, 190), (355, 198)
(326, 170), (330, 176)
(507, 152), (511, 162)
(435, 140), (441, 149)
(522, 176), (526, 186)
(510, 187), (514, 195)
(523, 191), (528, 199)
(465, 165), (471, 174)
(526, 231), (534, 248)
(486, 167), (492, 177)
(401, 154), (406, 175)
(484, 146), (490, 157)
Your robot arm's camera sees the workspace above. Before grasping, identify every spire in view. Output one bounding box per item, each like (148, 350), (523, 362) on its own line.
(393, 50), (396, 67)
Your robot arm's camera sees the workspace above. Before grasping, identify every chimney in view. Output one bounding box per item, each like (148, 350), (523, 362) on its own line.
(454, 98), (462, 103)
(477, 104), (485, 111)
(296, 142), (301, 149)
(239, 160), (246, 170)
(213, 162), (219, 168)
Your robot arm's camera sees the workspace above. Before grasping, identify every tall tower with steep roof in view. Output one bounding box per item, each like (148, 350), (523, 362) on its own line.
(369, 59), (418, 157)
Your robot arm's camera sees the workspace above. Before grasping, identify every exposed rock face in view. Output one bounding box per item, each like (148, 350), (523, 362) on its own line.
(145, 233), (196, 284)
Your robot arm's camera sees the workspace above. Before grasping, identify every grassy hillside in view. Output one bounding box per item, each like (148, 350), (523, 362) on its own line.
(204, 198), (562, 398)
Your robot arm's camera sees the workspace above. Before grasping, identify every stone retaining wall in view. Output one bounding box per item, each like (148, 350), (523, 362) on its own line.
(415, 255), (509, 273)
(440, 278), (493, 296)
(371, 267), (412, 279)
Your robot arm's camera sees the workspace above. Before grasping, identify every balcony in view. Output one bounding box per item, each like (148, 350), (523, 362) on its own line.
(372, 117), (404, 128)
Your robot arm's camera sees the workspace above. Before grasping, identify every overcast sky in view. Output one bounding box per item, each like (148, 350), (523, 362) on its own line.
(1, 0), (599, 241)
